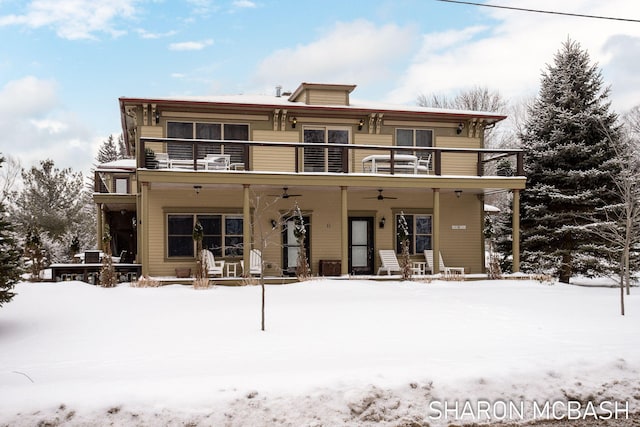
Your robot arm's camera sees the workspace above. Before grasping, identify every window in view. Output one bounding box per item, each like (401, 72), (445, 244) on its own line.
(282, 215), (311, 273)
(114, 177), (128, 194)
(396, 128), (433, 156)
(167, 214), (243, 258)
(396, 214), (432, 255)
(303, 128), (348, 172)
(167, 122), (248, 164)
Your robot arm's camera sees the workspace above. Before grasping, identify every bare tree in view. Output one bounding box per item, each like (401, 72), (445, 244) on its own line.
(0, 155), (21, 205)
(417, 86), (507, 143)
(249, 190), (297, 331)
(585, 118), (640, 315)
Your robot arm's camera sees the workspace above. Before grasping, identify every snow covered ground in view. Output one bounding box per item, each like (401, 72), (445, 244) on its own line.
(0, 278), (638, 426)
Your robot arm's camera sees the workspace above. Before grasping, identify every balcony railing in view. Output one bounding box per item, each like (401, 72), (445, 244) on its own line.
(138, 137), (524, 177)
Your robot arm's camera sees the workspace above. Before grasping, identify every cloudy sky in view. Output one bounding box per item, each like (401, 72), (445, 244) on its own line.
(1, 0), (639, 176)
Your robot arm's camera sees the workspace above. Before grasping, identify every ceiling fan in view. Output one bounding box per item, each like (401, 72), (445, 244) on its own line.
(365, 189), (398, 200)
(269, 187), (302, 199)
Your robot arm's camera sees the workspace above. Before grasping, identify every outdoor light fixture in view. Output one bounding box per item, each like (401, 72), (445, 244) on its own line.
(456, 122), (464, 134)
(270, 219), (277, 229)
(379, 216), (386, 228)
(155, 111), (160, 124)
(455, 190), (462, 198)
(194, 185), (202, 195)
(358, 118), (364, 131)
(291, 117), (297, 128)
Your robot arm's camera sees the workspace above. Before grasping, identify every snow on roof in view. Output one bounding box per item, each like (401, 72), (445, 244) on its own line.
(484, 204), (501, 213)
(122, 93), (506, 120)
(97, 158), (136, 171)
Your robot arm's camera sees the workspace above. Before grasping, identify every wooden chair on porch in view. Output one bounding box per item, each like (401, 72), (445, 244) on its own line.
(377, 250), (402, 275)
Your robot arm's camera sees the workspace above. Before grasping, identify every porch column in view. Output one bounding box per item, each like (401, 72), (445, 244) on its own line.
(341, 186), (349, 275)
(512, 189), (520, 273)
(432, 188), (440, 274)
(96, 204), (104, 250)
(141, 182), (150, 276)
(243, 184), (251, 276)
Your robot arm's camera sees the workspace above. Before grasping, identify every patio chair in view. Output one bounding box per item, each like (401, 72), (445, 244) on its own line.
(155, 152), (169, 168)
(241, 249), (262, 276)
(377, 249), (402, 275)
(201, 249), (225, 277)
(424, 250), (464, 277)
(415, 154), (432, 174)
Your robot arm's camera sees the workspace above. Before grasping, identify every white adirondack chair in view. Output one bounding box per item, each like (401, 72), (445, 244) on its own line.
(241, 249), (262, 276)
(201, 249), (225, 277)
(377, 249), (402, 275)
(424, 250), (464, 277)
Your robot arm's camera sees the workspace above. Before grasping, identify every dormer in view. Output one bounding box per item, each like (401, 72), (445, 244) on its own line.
(288, 82), (357, 106)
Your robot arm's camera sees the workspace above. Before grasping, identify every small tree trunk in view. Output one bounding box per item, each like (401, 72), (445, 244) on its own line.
(261, 282), (265, 331)
(558, 252), (572, 284)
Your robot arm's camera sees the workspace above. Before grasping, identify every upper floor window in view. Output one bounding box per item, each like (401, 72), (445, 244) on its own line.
(396, 129), (433, 157)
(303, 127), (349, 172)
(167, 122), (248, 164)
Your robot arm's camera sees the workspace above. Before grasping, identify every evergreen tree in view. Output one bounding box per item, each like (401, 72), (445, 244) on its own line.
(519, 39), (620, 283)
(12, 159), (93, 264)
(0, 156), (22, 306)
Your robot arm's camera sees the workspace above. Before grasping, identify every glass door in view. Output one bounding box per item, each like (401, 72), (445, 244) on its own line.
(349, 217), (374, 275)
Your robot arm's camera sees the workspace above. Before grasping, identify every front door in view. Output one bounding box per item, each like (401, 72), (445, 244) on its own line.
(349, 217), (374, 275)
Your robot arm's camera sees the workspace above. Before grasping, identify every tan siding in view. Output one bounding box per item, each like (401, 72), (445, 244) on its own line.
(439, 193), (483, 274)
(252, 130), (299, 172)
(140, 125), (163, 138)
(437, 136), (481, 176)
(307, 89), (348, 106)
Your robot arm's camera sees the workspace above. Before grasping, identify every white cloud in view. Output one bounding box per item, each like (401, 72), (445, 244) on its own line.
(252, 20), (417, 92)
(0, 76), (58, 116)
(169, 39), (214, 51)
(0, 77), (100, 176)
(136, 28), (178, 39)
(387, 0), (640, 113)
(0, 0), (138, 40)
(232, 0), (257, 9)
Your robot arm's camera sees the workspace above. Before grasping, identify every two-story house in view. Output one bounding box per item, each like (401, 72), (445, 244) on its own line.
(94, 82), (525, 280)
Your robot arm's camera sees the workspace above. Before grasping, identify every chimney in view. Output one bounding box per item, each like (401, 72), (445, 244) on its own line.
(276, 85), (282, 97)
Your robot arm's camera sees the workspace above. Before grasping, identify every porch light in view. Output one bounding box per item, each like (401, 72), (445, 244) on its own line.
(379, 216), (386, 228)
(194, 185), (202, 195)
(358, 118), (364, 131)
(270, 219), (277, 229)
(456, 122), (464, 134)
(455, 190), (462, 198)
(155, 111), (160, 124)
(291, 117), (297, 128)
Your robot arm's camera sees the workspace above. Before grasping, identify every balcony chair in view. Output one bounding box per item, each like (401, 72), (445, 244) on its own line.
(424, 250), (464, 277)
(241, 249), (262, 276)
(201, 249), (225, 277)
(377, 249), (402, 275)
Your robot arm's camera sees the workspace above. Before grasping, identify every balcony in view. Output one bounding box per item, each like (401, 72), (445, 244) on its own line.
(138, 137), (524, 178)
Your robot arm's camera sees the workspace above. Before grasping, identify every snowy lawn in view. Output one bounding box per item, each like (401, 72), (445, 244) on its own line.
(0, 279), (638, 426)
